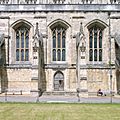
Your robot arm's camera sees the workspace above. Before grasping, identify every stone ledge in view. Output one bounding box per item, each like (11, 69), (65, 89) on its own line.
(1, 4), (120, 12)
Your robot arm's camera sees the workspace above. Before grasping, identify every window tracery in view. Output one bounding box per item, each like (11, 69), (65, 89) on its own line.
(16, 26), (29, 61)
(89, 25), (103, 62)
(52, 25), (66, 61)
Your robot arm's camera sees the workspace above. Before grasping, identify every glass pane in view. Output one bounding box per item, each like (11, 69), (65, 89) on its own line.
(62, 49), (65, 61)
(94, 49), (97, 61)
(99, 31), (102, 48)
(21, 49), (24, 61)
(25, 49), (29, 61)
(53, 30), (56, 48)
(94, 28), (97, 48)
(16, 49), (19, 61)
(62, 33), (65, 48)
(16, 31), (19, 48)
(52, 27), (66, 61)
(57, 31), (61, 48)
(57, 49), (61, 61)
(53, 36), (56, 48)
(21, 32), (24, 48)
(25, 31), (29, 48)
(89, 30), (93, 48)
(89, 49), (93, 61)
(16, 26), (29, 61)
(90, 38), (92, 48)
(99, 49), (102, 61)
(53, 49), (56, 61)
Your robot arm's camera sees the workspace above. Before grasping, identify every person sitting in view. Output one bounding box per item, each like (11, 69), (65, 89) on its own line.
(97, 89), (103, 96)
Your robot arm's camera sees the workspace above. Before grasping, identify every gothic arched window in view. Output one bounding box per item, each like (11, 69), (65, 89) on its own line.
(16, 26), (29, 61)
(52, 26), (66, 61)
(89, 25), (103, 61)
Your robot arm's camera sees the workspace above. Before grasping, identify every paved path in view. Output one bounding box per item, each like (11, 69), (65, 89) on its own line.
(0, 94), (120, 103)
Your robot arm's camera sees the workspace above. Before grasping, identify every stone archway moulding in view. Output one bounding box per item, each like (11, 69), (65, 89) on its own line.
(11, 19), (33, 30)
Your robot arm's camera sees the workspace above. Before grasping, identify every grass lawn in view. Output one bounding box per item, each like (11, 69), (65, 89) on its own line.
(0, 103), (120, 120)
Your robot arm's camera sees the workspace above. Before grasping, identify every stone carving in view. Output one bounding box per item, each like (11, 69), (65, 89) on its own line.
(19, 0), (25, 4)
(0, 0), (120, 4)
(114, 33), (120, 67)
(114, 33), (120, 47)
(76, 22), (86, 92)
(53, 0), (65, 4)
(110, 0), (120, 4)
(25, 0), (37, 4)
(33, 22), (43, 49)
(80, 43), (86, 52)
(76, 22), (85, 49)
(0, 0), (9, 4)
(81, 0), (93, 4)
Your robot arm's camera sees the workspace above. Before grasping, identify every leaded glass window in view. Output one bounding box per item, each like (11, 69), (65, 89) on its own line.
(52, 26), (66, 61)
(16, 26), (29, 61)
(89, 25), (103, 61)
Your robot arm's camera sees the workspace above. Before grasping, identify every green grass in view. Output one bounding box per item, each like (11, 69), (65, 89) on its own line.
(0, 103), (120, 120)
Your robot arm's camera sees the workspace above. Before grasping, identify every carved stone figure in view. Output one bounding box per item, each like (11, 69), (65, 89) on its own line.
(76, 22), (84, 49)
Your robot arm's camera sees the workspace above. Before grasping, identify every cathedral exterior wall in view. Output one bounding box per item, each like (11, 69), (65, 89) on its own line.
(6, 68), (38, 93)
(0, 4), (119, 95)
(87, 69), (117, 92)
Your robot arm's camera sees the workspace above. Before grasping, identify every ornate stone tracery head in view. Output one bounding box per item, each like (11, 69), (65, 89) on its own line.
(53, 0), (65, 4)
(33, 22), (43, 49)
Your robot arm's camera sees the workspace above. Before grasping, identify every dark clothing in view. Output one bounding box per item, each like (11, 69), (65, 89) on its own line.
(97, 89), (103, 96)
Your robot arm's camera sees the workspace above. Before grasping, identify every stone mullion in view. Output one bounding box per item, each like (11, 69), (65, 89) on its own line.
(16, 31), (18, 61)
(52, 30), (53, 61)
(93, 29), (94, 61)
(56, 28), (58, 61)
(19, 30), (21, 61)
(97, 29), (100, 61)
(60, 28), (62, 61)
(101, 30), (103, 61)
(24, 30), (26, 61)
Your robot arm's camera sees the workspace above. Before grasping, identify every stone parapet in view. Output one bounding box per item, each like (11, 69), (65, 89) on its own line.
(0, 0), (120, 5)
(0, 4), (120, 12)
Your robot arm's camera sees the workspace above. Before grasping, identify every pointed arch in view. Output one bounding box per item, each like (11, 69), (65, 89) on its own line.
(11, 19), (32, 62)
(48, 19), (71, 30)
(87, 19), (106, 62)
(11, 19), (33, 30)
(85, 19), (108, 30)
(54, 71), (64, 80)
(50, 19), (68, 62)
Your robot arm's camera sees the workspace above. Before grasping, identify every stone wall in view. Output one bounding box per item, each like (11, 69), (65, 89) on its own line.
(0, 4), (119, 94)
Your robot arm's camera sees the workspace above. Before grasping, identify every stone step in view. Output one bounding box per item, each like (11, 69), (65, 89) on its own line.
(43, 91), (88, 97)
(43, 91), (76, 96)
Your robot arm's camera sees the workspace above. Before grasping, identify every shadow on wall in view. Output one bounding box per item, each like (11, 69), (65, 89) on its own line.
(38, 42), (46, 93)
(0, 36), (8, 93)
(115, 42), (120, 92)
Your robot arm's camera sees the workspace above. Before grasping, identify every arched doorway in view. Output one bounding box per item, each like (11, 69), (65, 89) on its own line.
(54, 71), (64, 91)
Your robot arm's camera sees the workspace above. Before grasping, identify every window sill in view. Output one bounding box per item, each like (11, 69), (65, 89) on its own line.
(51, 61), (67, 64)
